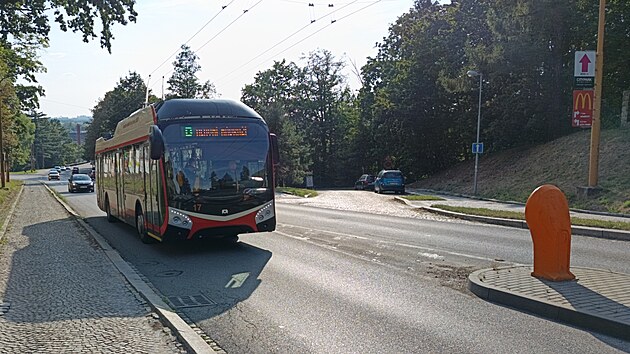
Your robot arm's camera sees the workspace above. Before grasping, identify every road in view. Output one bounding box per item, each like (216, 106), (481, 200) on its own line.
(19, 170), (630, 353)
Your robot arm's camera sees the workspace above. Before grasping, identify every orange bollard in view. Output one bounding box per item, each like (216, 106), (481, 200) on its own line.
(525, 185), (575, 281)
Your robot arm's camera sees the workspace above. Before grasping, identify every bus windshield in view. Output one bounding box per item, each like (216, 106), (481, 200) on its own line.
(162, 121), (271, 210)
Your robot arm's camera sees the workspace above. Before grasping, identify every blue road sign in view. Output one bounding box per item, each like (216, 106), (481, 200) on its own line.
(472, 142), (484, 154)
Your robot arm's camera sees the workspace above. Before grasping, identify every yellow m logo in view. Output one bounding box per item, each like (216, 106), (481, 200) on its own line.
(574, 91), (592, 110)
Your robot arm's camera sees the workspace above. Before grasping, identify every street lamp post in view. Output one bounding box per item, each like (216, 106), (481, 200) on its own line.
(467, 70), (482, 195)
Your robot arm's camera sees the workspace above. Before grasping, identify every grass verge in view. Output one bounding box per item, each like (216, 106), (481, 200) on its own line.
(402, 194), (445, 201)
(50, 188), (68, 203)
(277, 187), (318, 198)
(431, 204), (630, 231)
(0, 180), (23, 231)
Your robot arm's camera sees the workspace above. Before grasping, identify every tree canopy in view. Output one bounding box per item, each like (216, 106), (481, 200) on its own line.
(0, 0), (137, 52)
(84, 72), (150, 160)
(167, 45), (217, 99)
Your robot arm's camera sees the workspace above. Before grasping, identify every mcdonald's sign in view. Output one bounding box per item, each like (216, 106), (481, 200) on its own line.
(572, 90), (593, 128)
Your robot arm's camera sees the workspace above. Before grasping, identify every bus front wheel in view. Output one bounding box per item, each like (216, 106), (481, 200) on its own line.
(136, 208), (156, 244)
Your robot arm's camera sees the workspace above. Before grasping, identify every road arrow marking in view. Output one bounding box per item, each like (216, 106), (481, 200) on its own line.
(225, 272), (250, 288)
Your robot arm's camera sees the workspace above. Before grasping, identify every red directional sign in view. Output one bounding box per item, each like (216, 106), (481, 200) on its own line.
(578, 55), (591, 73)
(572, 90), (593, 128)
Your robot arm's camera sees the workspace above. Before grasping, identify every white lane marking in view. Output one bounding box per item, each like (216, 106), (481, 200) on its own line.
(419, 252), (444, 260)
(275, 230), (309, 241)
(277, 223), (369, 240)
(277, 223), (521, 264)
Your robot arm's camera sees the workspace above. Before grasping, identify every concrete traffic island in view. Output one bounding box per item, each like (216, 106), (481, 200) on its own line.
(468, 185), (630, 341)
(468, 266), (630, 340)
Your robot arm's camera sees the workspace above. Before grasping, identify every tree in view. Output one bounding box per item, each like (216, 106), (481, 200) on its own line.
(243, 51), (357, 187)
(167, 45), (217, 99)
(0, 40), (45, 111)
(32, 118), (75, 168)
(8, 113), (35, 171)
(0, 0), (137, 53)
(242, 60), (311, 186)
(84, 72), (148, 160)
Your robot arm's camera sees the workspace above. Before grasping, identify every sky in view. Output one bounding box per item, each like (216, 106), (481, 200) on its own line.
(36, 0), (418, 118)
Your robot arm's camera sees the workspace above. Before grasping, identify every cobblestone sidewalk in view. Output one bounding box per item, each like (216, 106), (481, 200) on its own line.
(0, 183), (187, 353)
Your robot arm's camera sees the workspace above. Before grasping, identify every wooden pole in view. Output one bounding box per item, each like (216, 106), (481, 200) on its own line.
(0, 99), (4, 188)
(588, 0), (606, 187)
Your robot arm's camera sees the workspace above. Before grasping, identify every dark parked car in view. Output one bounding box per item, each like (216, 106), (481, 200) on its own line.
(68, 173), (94, 193)
(354, 174), (375, 190)
(374, 169), (405, 194)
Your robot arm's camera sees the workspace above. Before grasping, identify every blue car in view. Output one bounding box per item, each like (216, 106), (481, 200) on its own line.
(374, 170), (405, 194)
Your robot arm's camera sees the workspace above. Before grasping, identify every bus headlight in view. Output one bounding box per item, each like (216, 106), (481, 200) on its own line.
(169, 208), (192, 229)
(255, 201), (274, 223)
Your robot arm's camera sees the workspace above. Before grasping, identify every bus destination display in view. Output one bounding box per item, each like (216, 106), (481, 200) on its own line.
(183, 126), (248, 138)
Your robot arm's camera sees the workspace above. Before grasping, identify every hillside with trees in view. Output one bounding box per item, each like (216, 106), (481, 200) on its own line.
(243, 0), (629, 190)
(410, 129), (630, 213)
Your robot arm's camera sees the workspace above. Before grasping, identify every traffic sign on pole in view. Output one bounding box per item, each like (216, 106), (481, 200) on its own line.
(472, 143), (484, 154)
(574, 51), (596, 77)
(573, 90), (593, 128)
(574, 76), (594, 88)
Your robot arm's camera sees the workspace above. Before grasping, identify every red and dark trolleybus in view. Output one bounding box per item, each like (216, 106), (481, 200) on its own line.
(95, 99), (279, 243)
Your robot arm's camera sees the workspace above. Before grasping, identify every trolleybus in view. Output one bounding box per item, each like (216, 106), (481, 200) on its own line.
(95, 99), (279, 243)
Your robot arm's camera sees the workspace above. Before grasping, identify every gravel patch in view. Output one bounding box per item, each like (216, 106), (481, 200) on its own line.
(277, 190), (455, 222)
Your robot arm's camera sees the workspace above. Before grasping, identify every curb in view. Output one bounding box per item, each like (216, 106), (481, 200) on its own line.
(396, 197), (630, 241)
(0, 183), (24, 243)
(42, 183), (216, 354)
(468, 267), (630, 341)
(407, 188), (630, 219)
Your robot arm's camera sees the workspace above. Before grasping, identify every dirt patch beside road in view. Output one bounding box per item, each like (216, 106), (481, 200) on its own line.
(277, 190), (457, 222)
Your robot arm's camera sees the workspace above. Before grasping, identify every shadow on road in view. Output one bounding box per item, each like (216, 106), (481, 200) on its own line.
(83, 215), (272, 322)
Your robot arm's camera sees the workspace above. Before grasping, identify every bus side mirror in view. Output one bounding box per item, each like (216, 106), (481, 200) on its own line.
(150, 125), (165, 160)
(270, 133), (280, 165)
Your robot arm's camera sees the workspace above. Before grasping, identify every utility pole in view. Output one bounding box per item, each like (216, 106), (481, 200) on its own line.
(588, 0), (606, 188)
(144, 74), (151, 107)
(0, 98), (5, 188)
(0, 75), (11, 187)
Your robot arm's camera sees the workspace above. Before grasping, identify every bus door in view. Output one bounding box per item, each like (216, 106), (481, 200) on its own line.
(146, 148), (162, 233)
(116, 151), (125, 220)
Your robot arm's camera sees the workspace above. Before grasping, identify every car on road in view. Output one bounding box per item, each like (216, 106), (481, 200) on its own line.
(48, 169), (60, 181)
(67, 173), (94, 193)
(354, 174), (375, 190)
(71, 166), (79, 175)
(374, 169), (405, 194)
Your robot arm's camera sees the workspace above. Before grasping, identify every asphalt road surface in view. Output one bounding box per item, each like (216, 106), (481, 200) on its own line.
(25, 171), (630, 353)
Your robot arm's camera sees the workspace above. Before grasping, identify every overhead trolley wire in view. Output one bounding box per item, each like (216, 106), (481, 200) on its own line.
(215, 0), (360, 84)
(194, 0), (264, 54)
(148, 0), (264, 94)
(216, 0), (381, 86)
(148, 0), (237, 77)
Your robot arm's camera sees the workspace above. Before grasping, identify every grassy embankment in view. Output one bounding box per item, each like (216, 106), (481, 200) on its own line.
(433, 204), (630, 231)
(410, 129), (630, 214)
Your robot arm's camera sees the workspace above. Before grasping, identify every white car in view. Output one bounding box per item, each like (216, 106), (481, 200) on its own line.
(48, 169), (60, 181)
